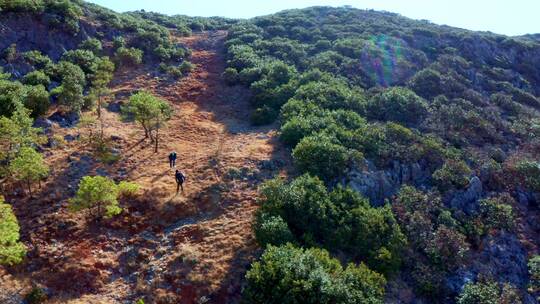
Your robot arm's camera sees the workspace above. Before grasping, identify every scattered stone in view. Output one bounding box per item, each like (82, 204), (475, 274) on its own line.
(64, 134), (77, 142)
(48, 111), (80, 128)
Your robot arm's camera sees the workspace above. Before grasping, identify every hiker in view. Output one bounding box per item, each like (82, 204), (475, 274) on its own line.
(168, 151), (177, 168)
(175, 170), (186, 193)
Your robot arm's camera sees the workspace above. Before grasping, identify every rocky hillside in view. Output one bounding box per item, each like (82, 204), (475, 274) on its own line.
(1, 2), (540, 304)
(223, 6), (540, 304)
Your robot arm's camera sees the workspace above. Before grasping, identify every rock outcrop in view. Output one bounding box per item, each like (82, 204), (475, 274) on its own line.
(344, 160), (431, 205)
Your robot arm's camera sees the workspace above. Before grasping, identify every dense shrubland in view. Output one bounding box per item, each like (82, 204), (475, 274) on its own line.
(226, 6), (540, 303)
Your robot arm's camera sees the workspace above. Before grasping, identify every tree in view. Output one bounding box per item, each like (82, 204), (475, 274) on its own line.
(0, 106), (44, 177)
(9, 147), (49, 196)
(51, 61), (86, 113)
(88, 57), (115, 138)
(61, 49), (99, 75)
(242, 244), (386, 304)
(22, 70), (50, 87)
(0, 76), (26, 117)
(70, 176), (123, 221)
(122, 91), (173, 152)
(24, 85), (50, 118)
(77, 113), (99, 144)
(0, 196), (26, 266)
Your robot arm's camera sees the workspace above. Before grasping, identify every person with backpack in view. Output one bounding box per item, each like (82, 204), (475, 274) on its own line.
(168, 151), (177, 168)
(175, 170), (186, 193)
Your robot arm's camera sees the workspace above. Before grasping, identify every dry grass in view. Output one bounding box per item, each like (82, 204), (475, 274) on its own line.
(1, 31), (290, 303)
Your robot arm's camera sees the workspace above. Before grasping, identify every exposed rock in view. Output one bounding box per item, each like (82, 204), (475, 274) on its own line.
(107, 102), (122, 113)
(448, 176), (483, 215)
(33, 117), (53, 132)
(475, 232), (529, 287)
(345, 160), (431, 206)
(64, 134), (78, 142)
(48, 111), (80, 128)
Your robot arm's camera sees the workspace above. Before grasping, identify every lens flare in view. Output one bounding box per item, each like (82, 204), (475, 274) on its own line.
(361, 34), (403, 87)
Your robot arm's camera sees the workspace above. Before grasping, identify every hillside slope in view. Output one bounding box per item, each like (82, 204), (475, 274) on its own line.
(1, 29), (289, 303)
(1, 2), (540, 304)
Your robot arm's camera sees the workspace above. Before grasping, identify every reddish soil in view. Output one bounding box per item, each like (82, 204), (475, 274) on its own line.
(0, 31), (290, 303)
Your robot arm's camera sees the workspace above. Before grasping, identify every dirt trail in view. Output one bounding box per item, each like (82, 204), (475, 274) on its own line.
(1, 31), (289, 303)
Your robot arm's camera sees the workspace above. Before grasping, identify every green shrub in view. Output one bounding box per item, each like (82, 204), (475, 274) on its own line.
(2, 43), (17, 62)
(0, 196), (26, 266)
(22, 51), (52, 70)
(408, 68), (443, 100)
(479, 194), (515, 231)
(243, 244), (386, 304)
(118, 181), (140, 198)
(433, 159), (472, 191)
(251, 105), (278, 126)
(70, 176), (124, 221)
(179, 61), (195, 73)
(254, 214), (295, 247)
(0, 0), (45, 13)
(258, 175), (406, 274)
(293, 80), (366, 113)
(366, 87), (428, 125)
(222, 67), (239, 85)
(24, 85), (49, 118)
(457, 281), (522, 304)
(50, 61), (86, 113)
(113, 36), (126, 49)
(279, 115), (329, 147)
(292, 134), (350, 181)
(0, 78), (26, 117)
(79, 38), (103, 54)
(61, 49), (99, 75)
(490, 93), (522, 116)
(115, 47), (143, 66)
(516, 160), (540, 191)
(24, 286), (48, 304)
(22, 70), (50, 87)
(529, 255), (540, 293)
(45, 0), (83, 34)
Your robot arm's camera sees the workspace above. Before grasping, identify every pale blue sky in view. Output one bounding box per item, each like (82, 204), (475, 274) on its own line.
(87, 0), (540, 36)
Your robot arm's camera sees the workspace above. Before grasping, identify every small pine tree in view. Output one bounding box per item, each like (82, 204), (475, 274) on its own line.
(9, 147), (49, 195)
(0, 196), (26, 266)
(70, 176), (138, 222)
(122, 91), (172, 152)
(89, 57), (115, 120)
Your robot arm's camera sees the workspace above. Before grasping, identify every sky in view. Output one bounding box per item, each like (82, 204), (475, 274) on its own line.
(86, 0), (540, 36)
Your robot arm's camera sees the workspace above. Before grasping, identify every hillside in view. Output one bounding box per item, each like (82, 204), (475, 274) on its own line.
(1, 2), (540, 304)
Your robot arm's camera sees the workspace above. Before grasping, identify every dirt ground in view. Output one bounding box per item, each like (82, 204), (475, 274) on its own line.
(0, 31), (290, 303)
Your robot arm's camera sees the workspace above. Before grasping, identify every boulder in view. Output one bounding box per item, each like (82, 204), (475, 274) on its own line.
(33, 117), (53, 132)
(49, 111), (80, 128)
(449, 176), (483, 215)
(346, 160), (431, 206)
